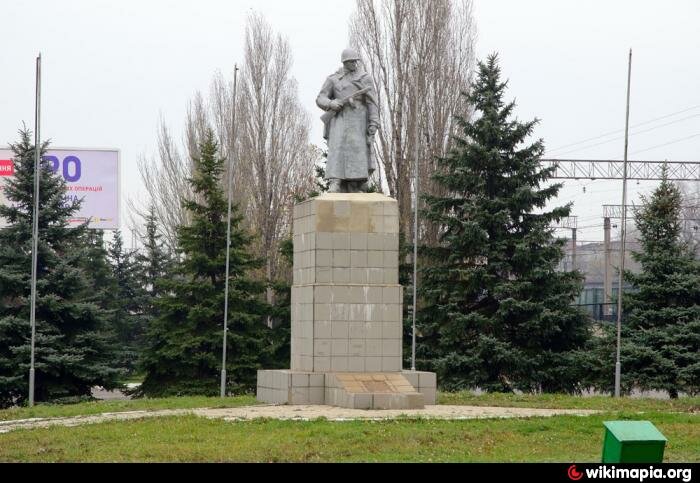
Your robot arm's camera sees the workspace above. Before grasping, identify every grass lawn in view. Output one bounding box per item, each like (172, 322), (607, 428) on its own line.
(438, 392), (700, 413)
(1, 393), (697, 462)
(0, 395), (258, 421)
(0, 411), (697, 462)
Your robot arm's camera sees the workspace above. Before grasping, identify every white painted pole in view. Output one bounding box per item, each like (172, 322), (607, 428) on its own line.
(411, 95), (419, 372)
(614, 49), (632, 398)
(29, 53), (42, 407)
(221, 64), (239, 398)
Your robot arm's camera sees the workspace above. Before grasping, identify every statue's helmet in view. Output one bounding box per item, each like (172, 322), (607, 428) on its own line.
(341, 48), (360, 63)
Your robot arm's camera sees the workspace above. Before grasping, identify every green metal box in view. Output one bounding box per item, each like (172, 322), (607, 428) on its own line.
(602, 421), (667, 463)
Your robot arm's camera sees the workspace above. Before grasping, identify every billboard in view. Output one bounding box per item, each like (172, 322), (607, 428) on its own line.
(0, 147), (120, 230)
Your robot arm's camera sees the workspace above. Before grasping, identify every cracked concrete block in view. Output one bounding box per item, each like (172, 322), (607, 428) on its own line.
(291, 387), (310, 404)
(292, 373), (309, 387)
(309, 387), (324, 405)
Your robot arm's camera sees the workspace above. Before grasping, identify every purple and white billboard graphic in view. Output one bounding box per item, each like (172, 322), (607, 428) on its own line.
(0, 147), (120, 230)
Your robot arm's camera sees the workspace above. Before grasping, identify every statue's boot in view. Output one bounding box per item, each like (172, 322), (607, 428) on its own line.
(329, 179), (343, 193)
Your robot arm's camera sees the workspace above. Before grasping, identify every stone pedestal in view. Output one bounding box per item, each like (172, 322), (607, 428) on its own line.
(256, 193), (436, 409)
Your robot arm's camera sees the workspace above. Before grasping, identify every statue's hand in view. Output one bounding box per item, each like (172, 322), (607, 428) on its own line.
(329, 100), (343, 112)
(368, 125), (377, 135)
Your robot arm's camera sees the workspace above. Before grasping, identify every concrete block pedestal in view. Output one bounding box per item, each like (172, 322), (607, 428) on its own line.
(256, 193), (436, 409)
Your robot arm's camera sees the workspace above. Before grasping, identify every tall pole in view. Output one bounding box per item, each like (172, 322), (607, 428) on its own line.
(411, 95), (419, 371)
(615, 49), (632, 398)
(603, 217), (612, 317)
(571, 227), (577, 271)
(29, 53), (42, 407)
(221, 64), (239, 398)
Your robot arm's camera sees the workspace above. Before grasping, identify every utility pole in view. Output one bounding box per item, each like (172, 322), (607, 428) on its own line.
(571, 227), (577, 271)
(603, 217), (612, 317)
(221, 64), (239, 398)
(28, 53), (42, 407)
(615, 49), (632, 398)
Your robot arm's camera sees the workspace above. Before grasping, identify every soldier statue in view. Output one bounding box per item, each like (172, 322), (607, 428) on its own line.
(316, 48), (379, 193)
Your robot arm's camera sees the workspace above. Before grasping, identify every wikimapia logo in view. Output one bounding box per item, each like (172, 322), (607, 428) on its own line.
(568, 465), (584, 480)
(567, 465), (693, 482)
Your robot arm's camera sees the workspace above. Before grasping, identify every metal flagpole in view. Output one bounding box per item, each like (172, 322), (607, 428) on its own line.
(221, 64), (239, 398)
(411, 95), (419, 371)
(29, 53), (42, 407)
(614, 49), (632, 398)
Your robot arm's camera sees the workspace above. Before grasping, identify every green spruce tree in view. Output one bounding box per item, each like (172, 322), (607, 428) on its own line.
(136, 205), (172, 318)
(417, 55), (591, 393)
(107, 230), (146, 375)
(0, 130), (120, 407)
(139, 130), (269, 396)
(620, 168), (700, 397)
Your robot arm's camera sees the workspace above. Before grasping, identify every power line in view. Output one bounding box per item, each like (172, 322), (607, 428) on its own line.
(548, 115), (700, 157)
(545, 104), (700, 154)
(631, 132), (700, 155)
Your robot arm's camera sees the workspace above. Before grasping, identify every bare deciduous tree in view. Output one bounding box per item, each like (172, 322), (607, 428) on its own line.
(235, 12), (318, 294)
(678, 181), (700, 252)
(130, 118), (193, 252)
(131, 12), (317, 299)
(349, 0), (476, 243)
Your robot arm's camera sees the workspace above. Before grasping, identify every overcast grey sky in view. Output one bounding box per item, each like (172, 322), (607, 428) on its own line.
(3, 0), (700, 245)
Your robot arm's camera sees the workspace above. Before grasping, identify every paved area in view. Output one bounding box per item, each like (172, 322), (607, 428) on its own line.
(0, 404), (598, 434)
